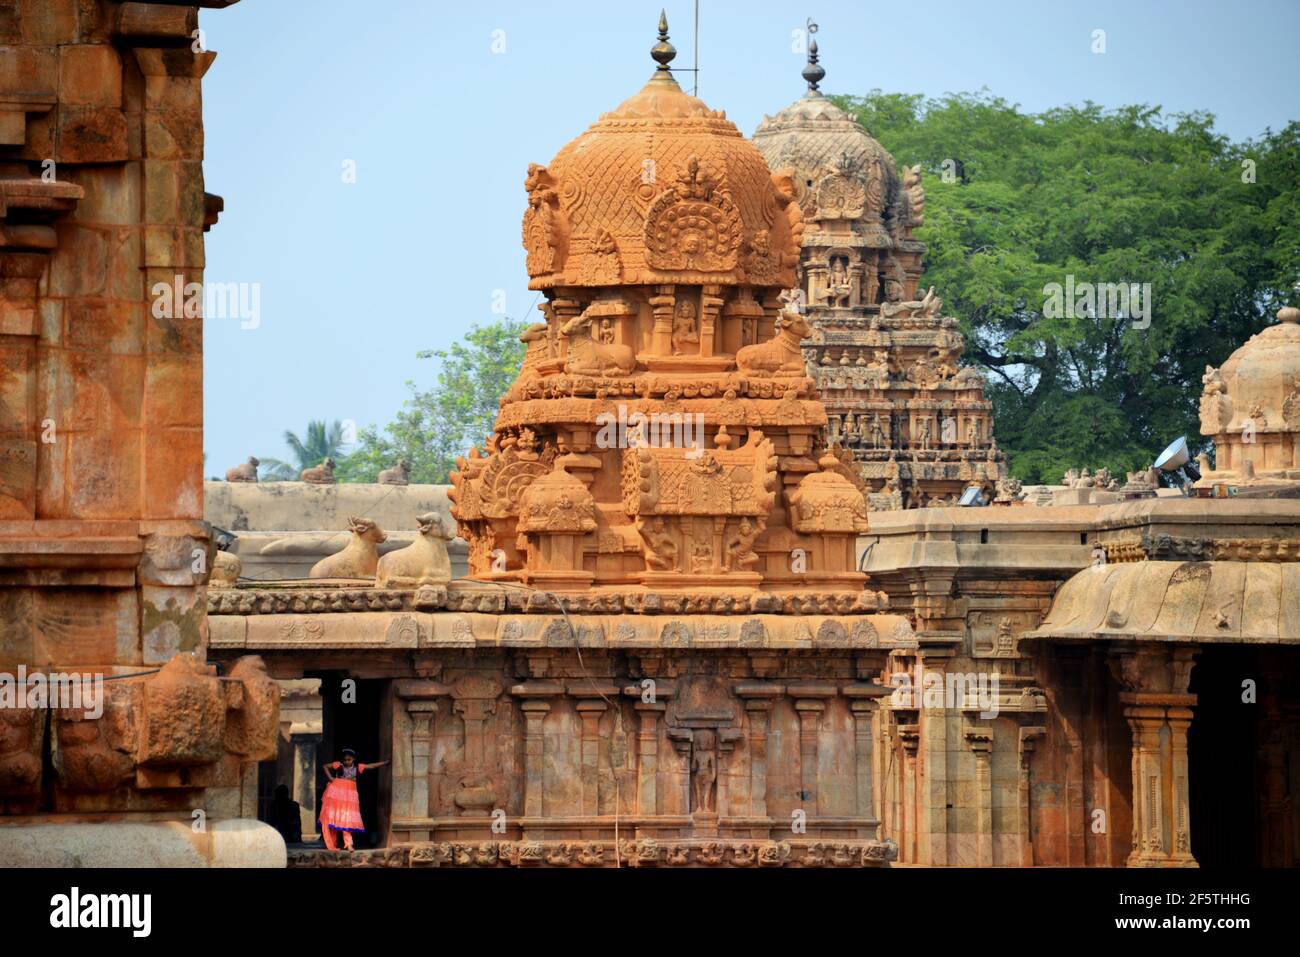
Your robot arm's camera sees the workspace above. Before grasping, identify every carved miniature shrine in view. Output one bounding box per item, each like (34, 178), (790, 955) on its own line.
(753, 39), (1006, 509)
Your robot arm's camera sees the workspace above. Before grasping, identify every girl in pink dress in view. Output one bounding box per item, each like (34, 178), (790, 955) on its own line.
(319, 749), (387, 850)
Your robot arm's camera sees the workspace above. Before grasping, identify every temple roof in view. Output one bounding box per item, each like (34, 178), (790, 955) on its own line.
(751, 32), (907, 239)
(1201, 306), (1300, 437)
(521, 15), (801, 291)
(1025, 560), (1300, 644)
(753, 91), (895, 175)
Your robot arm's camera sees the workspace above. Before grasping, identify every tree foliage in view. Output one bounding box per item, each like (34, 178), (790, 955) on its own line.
(335, 319), (529, 484)
(834, 90), (1299, 483)
(260, 419), (350, 481)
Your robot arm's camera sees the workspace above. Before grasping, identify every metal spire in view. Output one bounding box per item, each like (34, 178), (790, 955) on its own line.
(802, 19), (825, 93)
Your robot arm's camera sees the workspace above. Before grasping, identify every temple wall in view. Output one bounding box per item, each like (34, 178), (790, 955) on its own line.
(0, 0), (280, 863)
(863, 505), (1093, 865)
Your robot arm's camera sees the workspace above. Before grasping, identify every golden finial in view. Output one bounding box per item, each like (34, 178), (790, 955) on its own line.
(651, 9), (676, 72)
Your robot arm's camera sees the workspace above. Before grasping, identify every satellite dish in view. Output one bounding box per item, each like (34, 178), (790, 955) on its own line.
(1153, 436), (1190, 472)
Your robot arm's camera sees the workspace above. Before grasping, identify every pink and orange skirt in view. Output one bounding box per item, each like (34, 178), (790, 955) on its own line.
(319, 778), (365, 833)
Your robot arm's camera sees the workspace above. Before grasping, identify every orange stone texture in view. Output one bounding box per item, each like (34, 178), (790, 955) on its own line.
(0, 0), (277, 845)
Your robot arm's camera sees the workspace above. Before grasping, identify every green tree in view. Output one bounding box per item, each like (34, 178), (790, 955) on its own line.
(336, 318), (529, 484)
(834, 91), (1300, 483)
(260, 419), (351, 481)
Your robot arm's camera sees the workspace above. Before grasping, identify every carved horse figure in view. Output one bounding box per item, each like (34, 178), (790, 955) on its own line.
(735, 310), (811, 376)
(559, 312), (636, 377)
(310, 517), (387, 579)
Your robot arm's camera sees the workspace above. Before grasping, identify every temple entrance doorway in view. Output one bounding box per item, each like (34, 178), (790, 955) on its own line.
(315, 674), (391, 849)
(1187, 646), (1259, 867)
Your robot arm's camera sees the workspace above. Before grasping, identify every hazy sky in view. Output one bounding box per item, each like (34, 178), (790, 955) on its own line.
(199, 0), (1300, 475)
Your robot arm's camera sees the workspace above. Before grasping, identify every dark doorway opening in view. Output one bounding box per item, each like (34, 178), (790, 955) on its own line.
(1188, 646), (1259, 867)
(314, 673), (390, 849)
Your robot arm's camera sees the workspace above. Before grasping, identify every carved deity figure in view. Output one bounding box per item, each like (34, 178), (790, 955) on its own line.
(915, 420), (931, 452)
(825, 255), (852, 307)
(723, 517), (760, 571)
(671, 299), (699, 355)
(641, 517), (678, 571)
(904, 164), (925, 227)
(869, 414), (885, 449)
(690, 729), (718, 813)
(881, 256), (907, 303)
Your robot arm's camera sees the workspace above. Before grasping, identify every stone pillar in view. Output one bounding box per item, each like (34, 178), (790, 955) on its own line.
(550, 295), (583, 364)
(519, 701), (549, 818)
(1018, 725), (1045, 867)
(965, 727), (994, 867)
(1109, 645), (1198, 867)
(793, 695), (827, 818)
(736, 683), (782, 820)
(649, 285), (676, 355)
(277, 679), (322, 838)
(290, 726), (321, 838)
(576, 699), (607, 815)
(634, 701), (665, 817)
(507, 679), (565, 829)
(394, 678), (450, 831)
(844, 681), (889, 837)
(699, 284), (724, 357)
(899, 723), (920, 864)
(406, 701), (438, 820)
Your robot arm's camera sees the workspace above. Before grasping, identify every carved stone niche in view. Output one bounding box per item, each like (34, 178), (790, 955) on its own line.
(665, 675), (743, 831)
(448, 674), (506, 818)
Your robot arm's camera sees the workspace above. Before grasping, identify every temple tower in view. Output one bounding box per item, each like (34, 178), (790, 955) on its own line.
(451, 14), (881, 602)
(753, 34), (1006, 508)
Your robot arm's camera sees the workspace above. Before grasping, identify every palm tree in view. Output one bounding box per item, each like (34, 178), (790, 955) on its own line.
(259, 420), (350, 481)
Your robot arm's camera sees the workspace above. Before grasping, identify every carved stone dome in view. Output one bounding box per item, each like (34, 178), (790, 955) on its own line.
(522, 51), (802, 290)
(1207, 307), (1300, 435)
(753, 91), (906, 235)
(1198, 307), (1300, 487)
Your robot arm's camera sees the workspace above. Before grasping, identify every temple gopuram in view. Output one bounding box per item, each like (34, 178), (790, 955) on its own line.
(753, 36), (1006, 509)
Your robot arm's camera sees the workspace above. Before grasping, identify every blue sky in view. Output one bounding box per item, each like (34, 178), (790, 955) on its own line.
(199, 0), (1300, 475)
